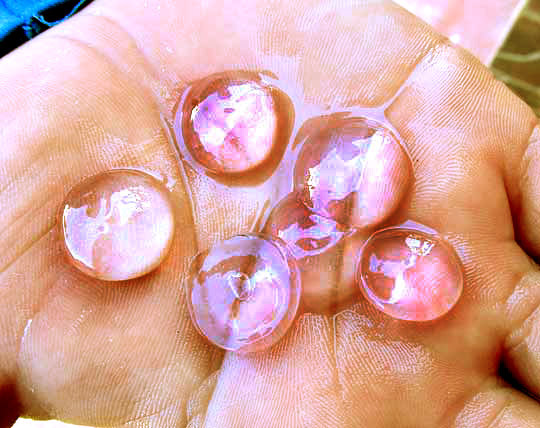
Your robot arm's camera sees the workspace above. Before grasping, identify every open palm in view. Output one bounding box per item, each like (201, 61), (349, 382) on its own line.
(1, 1), (539, 427)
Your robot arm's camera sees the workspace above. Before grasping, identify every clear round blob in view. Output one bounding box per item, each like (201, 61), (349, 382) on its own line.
(181, 76), (278, 174)
(264, 192), (357, 312)
(264, 192), (348, 260)
(293, 117), (412, 228)
(356, 227), (464, 321)
(59, 169), (175, 281)
(186, 234), (301, 353)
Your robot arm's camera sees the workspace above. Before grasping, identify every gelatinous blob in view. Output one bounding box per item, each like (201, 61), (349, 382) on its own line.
(294, 117), (412, 228)
(181, 75), (278, 174)
(186, 234), (300, 353)
(264, 192), (357, 312)
(264, 192), (348, 260)
(60, 169), (175, 281)
(357, 227), (464, 321)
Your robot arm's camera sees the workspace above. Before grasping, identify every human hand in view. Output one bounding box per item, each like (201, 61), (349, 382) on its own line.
(1, 1), (538, 427)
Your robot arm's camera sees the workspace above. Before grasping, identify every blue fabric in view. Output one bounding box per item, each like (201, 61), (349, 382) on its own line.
(0, 5), (21, 40)
(1, 0), (66, 39)
(0, 0), (90, 56)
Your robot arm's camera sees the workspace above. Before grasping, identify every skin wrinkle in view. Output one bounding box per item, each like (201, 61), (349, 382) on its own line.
(49, 13), (175, 112)
(7, 234), (59, 421)
(0, 131), (65, 225)
(334, 305), (457, 426)
(500, 271), (540, 400)
(497, 126), (540, 399)
(485, 387), (530, 428)
(514, 125), (540, 258)
(185, 370), (220, 424)
(502, 124), (539, 240)
(506, 305), (540, 357)
(516, 129), (537, 220)
(455, 384), (509, 428)
(202, 312), (344, 427)
(20, 271), (200, 422)
(0, 176), (61, 272)
(0, 218), (55, 277)
(296, 1), (442, 107)
(502, 270), (540, 351)
(118, 397), (182, 426)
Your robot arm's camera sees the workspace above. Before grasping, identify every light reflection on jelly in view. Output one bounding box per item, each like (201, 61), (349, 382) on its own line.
(186, 234), (300, 353)
(294, 117), (412, 229)
(357, 226), (464, 321)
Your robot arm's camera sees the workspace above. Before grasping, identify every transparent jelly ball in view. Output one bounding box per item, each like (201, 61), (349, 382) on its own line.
(59, 169), (175, 281)
(180, 75), (278, 174)
(294, 117), (412, 228)
(356, 227), (464, 321)
(186, 234), (301, 353)
(264, 192), (354, 311)
(264, 192), (348, 260)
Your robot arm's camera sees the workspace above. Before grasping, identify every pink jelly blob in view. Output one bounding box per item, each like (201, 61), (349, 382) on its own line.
(181, 76), (278, 174)
(186, 234), (301, 353)
(356, 227), (464, 321)
(293, 117), (412, 228)
(264, 192), (356, 312)
(264, 192), (348, 260)
(59, 170), (175, 281)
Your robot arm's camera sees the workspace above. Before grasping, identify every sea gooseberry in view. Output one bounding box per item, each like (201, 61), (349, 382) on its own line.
(294, 117), (412, 229)
(180, 74), (279, 175)
(186, 234), (300, 353)
(264, 192), (354, 311)
(356, 226), (464, 321)
(264, 192), (348, 261)
(59, 169), (175, 281)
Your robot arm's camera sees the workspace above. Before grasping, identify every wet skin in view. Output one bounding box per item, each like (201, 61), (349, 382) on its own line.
(0, 0), (539, 427)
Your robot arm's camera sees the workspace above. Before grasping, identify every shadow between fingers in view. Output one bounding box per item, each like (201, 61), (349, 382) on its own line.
(499, 360), (539, 402)
(0, 380), (22, 428)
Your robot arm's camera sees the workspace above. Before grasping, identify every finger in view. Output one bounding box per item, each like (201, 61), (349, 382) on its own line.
(200, 313), (344, 428)
(501, 268), (540, 400)
(512, 125), (540, 259)
(456, 380), (540, 428)
(0, 26), (221, 427)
